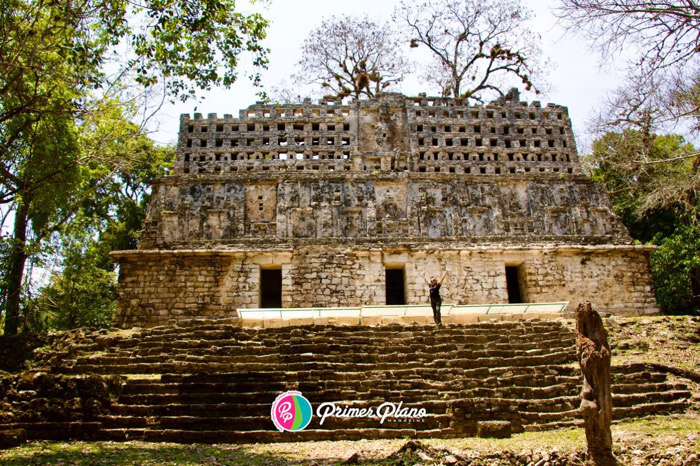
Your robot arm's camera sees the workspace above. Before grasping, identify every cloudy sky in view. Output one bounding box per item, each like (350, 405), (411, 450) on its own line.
(150, 0), (625, 152)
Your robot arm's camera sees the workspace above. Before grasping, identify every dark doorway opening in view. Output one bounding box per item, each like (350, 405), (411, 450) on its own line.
(505, 266), (523, 304)
(261, 268), (282, 308)
(386, 268), (405, 305)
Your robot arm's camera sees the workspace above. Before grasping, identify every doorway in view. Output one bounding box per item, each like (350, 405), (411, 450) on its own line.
(260, 268), (282, 308)
(505, 265), (523, 304)
(385, 267), (406, 305)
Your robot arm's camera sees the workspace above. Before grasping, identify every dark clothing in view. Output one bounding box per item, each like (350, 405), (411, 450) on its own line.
(429, 283), (441, 300)
(429, 283), (442, 324)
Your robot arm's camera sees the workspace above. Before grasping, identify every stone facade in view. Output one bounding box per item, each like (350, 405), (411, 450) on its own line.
(112, 91), (658, 327)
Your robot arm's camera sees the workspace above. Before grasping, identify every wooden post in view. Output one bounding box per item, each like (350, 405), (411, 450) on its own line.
(576, 302), (617, 466)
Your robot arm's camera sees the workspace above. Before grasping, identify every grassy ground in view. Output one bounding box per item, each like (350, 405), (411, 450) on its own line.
(606, 315), (700, 373)
(0, 315), (698, 465)
(0, 412), (697, 465)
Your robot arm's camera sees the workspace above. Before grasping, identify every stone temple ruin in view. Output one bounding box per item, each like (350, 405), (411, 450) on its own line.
(112, 91), (658, 327)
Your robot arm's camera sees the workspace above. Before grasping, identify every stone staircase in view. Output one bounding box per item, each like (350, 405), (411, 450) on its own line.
(1, 319), (693, 443)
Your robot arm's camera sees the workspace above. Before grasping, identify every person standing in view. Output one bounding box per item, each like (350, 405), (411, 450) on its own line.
(422, 270), (448, 325)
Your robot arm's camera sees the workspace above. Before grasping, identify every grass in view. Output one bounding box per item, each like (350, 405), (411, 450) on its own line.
(1, 412), (698, 465)
(606, 315), (700, 373)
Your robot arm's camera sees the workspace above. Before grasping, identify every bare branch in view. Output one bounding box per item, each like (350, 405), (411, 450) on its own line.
(293, 15), (412, 99)
(395, 0), (548, 101)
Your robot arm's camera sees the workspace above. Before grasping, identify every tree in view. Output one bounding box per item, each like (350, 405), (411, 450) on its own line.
(588, 130), (699, 314)
(555, 1), (700, 77)
(293, 15), (412, 99)
(35, 244), (118, 330)
(555, 1), (700, 129)
(651, 225), (700, 314)
(34, 123), (175, 331)
(394, 0), (547, 101)
(0, 0), (269, 335)
(589, 131), (698, 226)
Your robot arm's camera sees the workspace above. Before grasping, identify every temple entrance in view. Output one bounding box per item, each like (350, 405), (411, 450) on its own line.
(260, 268), (282, 308)
(505, 265), (523, 304)
(385, 267), (405, 305)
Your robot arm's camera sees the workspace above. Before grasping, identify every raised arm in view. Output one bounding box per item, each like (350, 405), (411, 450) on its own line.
(439, 270), (448, 284)
(421, 271), (430, 285)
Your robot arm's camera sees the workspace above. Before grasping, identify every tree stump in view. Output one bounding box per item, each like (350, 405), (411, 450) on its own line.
(576, 302), (617, 465)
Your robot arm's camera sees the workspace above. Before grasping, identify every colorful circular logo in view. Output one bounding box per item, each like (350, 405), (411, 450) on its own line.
(271, 391), (313, 432)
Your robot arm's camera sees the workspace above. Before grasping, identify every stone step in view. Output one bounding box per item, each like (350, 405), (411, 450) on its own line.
(523, 419), (584, 432)
(111, 399), (453, 418)
(100, 413), (454, 432)
(118, 376), (586, 397)
(70, 351), (576, 374)
(612, 390), (692, 407)
(612, 371), (668, 384)
(115, 390), (455, 406)
(61, 351), (576, 375)
(141, 321), (568, 335)
(520, 408), (580, 424)
(470, 384), (579, 399)
(97, 342), (575, 362)
(77, 337), (576, 360)
(612, 400), (689, 418)
(101, 427), (451, 443)
(509, 396), (580, 413)
(118, 329), (574, 351)
(612, 382), (688, 395)
(111, 402), (273, 417)
(130, 327), (576, 343)
(3, 422), (104, 441)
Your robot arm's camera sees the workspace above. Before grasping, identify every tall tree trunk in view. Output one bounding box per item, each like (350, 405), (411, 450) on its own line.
(4, 200), (29, 336)
(576, 302), (617, 466)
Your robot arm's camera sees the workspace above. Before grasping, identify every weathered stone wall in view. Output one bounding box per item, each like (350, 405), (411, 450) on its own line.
(174, 91), (579, 177)
(139, 175), (629, 249)
(115, 245), (657, 327)
(113, 92), (660, 325)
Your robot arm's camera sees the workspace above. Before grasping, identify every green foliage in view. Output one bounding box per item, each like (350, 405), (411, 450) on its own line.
(37, 245), (117, 330)
(129, 0), (269, 100)
(0, 0), (255, 334)
(34, 111), (176, 331)
(589, 130), (699, 315)
(650, 224), (700, 315)
(588, 131), (696, 242)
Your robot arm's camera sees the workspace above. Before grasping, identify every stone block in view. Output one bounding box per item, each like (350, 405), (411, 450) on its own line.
(262, 319), (287, 328)
(478, 314), (502, 322)
(477, 421), (511, 438)
(380, 316), (403, 325)
(361, 316), (383, 326)
(335, 316), (361, 326)
(452, 313), (480, 324)
(402, 315), (430, 325)
(288, 318), (314, 326)
(0, 429), (26, 449)
(241, 318), (263, 328)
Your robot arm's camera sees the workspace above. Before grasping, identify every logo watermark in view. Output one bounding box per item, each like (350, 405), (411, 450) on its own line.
(271, 392), (429, 431)
(271, 391), (313, 432)
(317, 401), (428, 425)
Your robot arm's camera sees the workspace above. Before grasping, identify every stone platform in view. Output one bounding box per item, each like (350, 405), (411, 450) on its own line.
(0, 319), (692, 443)
(237, 302), (569, 327)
